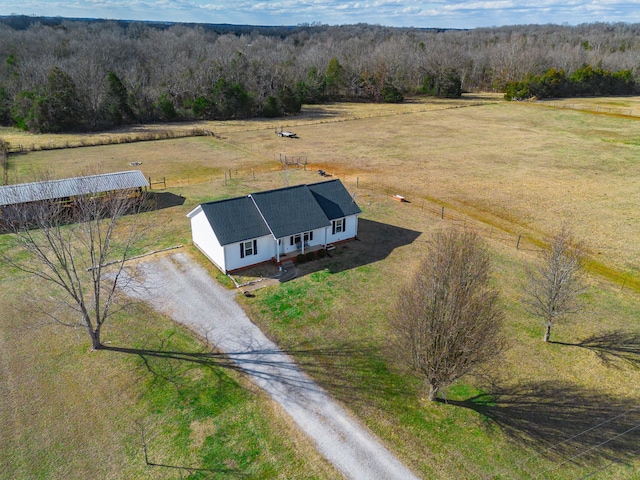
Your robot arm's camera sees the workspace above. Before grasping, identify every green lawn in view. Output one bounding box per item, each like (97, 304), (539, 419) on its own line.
(240, 197), (640, 479)
(0, 276), (337, 479)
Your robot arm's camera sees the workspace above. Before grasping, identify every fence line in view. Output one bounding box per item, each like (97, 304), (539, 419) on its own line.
(0, 141), (7, 185)
(5, 128), (215, 155)
(146, 164), (298, 190)
(345, 177), (542, 252)
(158, 165), (539, 252)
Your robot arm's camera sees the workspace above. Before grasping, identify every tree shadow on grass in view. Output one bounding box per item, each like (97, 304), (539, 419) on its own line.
(551, 330), (640, 369)
(443, 381), (640, 473)
(101, 339), (413, 411)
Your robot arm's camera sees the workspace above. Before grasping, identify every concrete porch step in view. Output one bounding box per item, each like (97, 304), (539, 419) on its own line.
(281, 260), (295, 271)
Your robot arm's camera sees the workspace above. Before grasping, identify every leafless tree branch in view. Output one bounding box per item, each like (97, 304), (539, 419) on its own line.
(522, 226), (588, 342)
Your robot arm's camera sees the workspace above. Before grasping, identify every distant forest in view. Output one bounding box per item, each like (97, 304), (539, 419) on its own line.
(1, 16), (639, 132)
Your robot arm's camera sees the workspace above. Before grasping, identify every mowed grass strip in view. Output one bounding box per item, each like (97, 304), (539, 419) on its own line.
(0, 276), (338, 479)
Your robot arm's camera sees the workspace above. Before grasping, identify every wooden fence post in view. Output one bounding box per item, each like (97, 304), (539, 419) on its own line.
(148, 176), (152, 190)
(516, 235), (522, 250)
(441, 206), (444, 219)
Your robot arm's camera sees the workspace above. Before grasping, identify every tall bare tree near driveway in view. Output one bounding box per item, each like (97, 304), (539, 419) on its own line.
(391, 229), (505, 402)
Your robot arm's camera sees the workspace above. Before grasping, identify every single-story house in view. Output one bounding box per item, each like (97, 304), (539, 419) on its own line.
(187, 179), (361, 273)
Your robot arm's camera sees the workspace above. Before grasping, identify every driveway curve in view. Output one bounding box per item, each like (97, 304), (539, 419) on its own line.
(128, 252), (420, 480)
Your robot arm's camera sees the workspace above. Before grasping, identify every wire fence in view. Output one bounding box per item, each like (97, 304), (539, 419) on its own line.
(148, 164), (543, 254)
(346, 176), (543, 252)
(5, 128), (215, 155)
(146, 163), (305, 190)
(147, 164), (640, 292)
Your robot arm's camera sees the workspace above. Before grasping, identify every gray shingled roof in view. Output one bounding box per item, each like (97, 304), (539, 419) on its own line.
(250, 184), (331, 239)
(308, 179), (362, 220)
(192, 179), (360, 244)
(0, 170), (149, 207)
(200, 196), (271, 246)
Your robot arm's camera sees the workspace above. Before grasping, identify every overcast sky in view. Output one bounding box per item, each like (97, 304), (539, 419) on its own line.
(2, 0), (640, 29)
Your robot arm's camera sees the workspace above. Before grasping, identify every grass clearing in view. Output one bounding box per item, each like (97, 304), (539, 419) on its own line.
(241, 197), (640, 479)
(2, 95), (640, 478)
(0, 275), (338, 479)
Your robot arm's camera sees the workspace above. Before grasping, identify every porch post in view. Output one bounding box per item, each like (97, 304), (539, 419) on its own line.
(301, 236), (305, 255)
(276, 238), (280, 263)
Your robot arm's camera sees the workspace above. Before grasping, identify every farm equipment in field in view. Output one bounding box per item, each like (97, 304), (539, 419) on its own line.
(276, 127), (298, 138)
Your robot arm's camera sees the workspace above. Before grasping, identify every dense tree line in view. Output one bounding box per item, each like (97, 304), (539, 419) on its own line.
(0, 18), (639, 132)
(504, 65), (635, 100)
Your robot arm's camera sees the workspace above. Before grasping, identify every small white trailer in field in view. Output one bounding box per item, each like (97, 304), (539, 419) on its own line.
(276, 127), (298, 138)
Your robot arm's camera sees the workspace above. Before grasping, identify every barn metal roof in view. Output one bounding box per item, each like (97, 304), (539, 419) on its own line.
(0, 171), (149, 207)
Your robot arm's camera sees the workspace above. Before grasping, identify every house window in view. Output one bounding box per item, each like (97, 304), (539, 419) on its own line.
(332, 218), (345, 235)
(290, 232), (313, 246)
(240, 239), (257, 258)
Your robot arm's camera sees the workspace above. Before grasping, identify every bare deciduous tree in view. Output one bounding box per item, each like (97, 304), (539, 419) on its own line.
(0, 175), (146, 350)
(391, 229), (505, 402)
(523, 226), (587, 343)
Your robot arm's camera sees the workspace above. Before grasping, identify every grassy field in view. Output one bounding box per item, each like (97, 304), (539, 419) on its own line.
(0, 254), (339, 479)
(2, 95), (640, 479)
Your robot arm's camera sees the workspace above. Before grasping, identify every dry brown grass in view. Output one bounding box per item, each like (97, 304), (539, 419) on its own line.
(246, 99), (640, 281)
(6, 94), (639, 280)
(3, 95), (640, 478)
(536, 95), (640, 117)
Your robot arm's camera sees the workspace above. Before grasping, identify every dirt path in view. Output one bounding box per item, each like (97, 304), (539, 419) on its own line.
(127, 252), (420, 480)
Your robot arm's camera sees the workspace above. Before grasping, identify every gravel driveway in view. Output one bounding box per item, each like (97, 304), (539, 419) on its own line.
(127, 252), (420, 480)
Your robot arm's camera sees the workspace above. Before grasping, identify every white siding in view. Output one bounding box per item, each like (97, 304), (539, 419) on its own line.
(326, 214), (359, 243)
(282, 227), (325, 255)
(189, 209), (227, 272)
(225, 235), (276, 271)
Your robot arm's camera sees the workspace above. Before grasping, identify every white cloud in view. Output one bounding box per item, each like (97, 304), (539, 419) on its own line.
(2, 0), (640, 28)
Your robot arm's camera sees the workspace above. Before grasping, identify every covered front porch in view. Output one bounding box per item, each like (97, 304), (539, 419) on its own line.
(272, 243), (331, 266)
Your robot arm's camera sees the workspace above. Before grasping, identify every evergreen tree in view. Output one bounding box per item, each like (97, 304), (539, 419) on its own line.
(104, 71), (135, 126)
